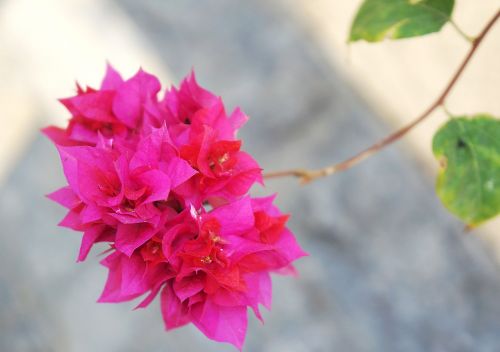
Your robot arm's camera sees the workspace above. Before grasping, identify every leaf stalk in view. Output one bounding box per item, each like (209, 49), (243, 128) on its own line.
(264, 9), (500, 184)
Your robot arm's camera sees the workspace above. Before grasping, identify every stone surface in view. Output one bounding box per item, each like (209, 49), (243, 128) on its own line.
(1, 1), (500, 351)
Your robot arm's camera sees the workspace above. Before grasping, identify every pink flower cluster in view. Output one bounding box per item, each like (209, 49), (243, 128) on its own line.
(44, 65), (306, 350)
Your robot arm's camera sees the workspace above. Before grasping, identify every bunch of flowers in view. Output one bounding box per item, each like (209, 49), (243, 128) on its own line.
(44, 65), (306, 350)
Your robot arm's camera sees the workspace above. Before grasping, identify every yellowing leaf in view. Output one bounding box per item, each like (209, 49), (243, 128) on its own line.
(432, 115), (500, 225)
(350, 0), (454, 42)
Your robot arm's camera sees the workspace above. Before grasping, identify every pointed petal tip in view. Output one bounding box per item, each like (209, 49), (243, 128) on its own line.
(189, 67), (196, 79)
(104, 61), (115, 71)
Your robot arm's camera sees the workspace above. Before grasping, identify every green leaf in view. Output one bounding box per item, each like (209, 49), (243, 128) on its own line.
(349, 0), (454, 42)
(432, 114), (500, 226)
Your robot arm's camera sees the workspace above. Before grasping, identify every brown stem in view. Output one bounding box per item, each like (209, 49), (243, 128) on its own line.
(264, 9), (500, 184)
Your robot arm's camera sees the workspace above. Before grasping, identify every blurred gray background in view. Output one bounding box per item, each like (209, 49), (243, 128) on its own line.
(1, 1), (500, 351)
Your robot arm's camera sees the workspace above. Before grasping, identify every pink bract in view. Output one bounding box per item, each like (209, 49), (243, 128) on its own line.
(44, 65), (306, 350)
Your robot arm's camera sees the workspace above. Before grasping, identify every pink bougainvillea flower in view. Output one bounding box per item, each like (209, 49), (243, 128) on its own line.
(45, 65), (306, 350)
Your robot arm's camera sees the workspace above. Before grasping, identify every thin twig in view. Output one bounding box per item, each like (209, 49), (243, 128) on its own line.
(264, 9), (500, 184)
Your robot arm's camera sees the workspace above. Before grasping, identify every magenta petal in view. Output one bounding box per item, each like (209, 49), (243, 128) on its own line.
(235, 151), (261, 174)
(221, 168), (262, 198)
(228, 107), (248, 134)
(196, 128), (216, 176)
(120, 253), (148, 296)
(58, 209), (83, 230)
(98, 252), (143, 303)
(208, 197), (254, 236)
(113, 69), (161, 128)
(191, 298), (247, 351)
(256, 272), (272, 310)
(225, 235), (272, 261)
(100, 250), (120, 268)
(162, 223), (194, 260)
(78, 224), (106, 262)
(101, 63), (124, 90)
(184, 71), (218, 107)
(136, 203), (162, 223)
(164, 157), (197, 188)
(124, 186), (147, 202)
(244, 272), (272, 322)
(80, 204), (103, 224)
(130, 126), (176, 169)
(56, 146), (81, 198)
(137, 169), (171, 204)
(250, 194), (279, 216)
(58, 145), (118, 203)
(161, 282), (191, 330)
(135, 267), (175, 310)
(68, 123), (99, 144)
(173, 275), (204, 302)
(115, 223), (156, 257)
(109, 212), (149, 224)
(47, 186), (80, 209)
(68, 91), (115, 122)
(212, 288), (247, 307)
(42, 126), (73, 146)
(274, 228), (308, 262)
(135, 283), (162, 309)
